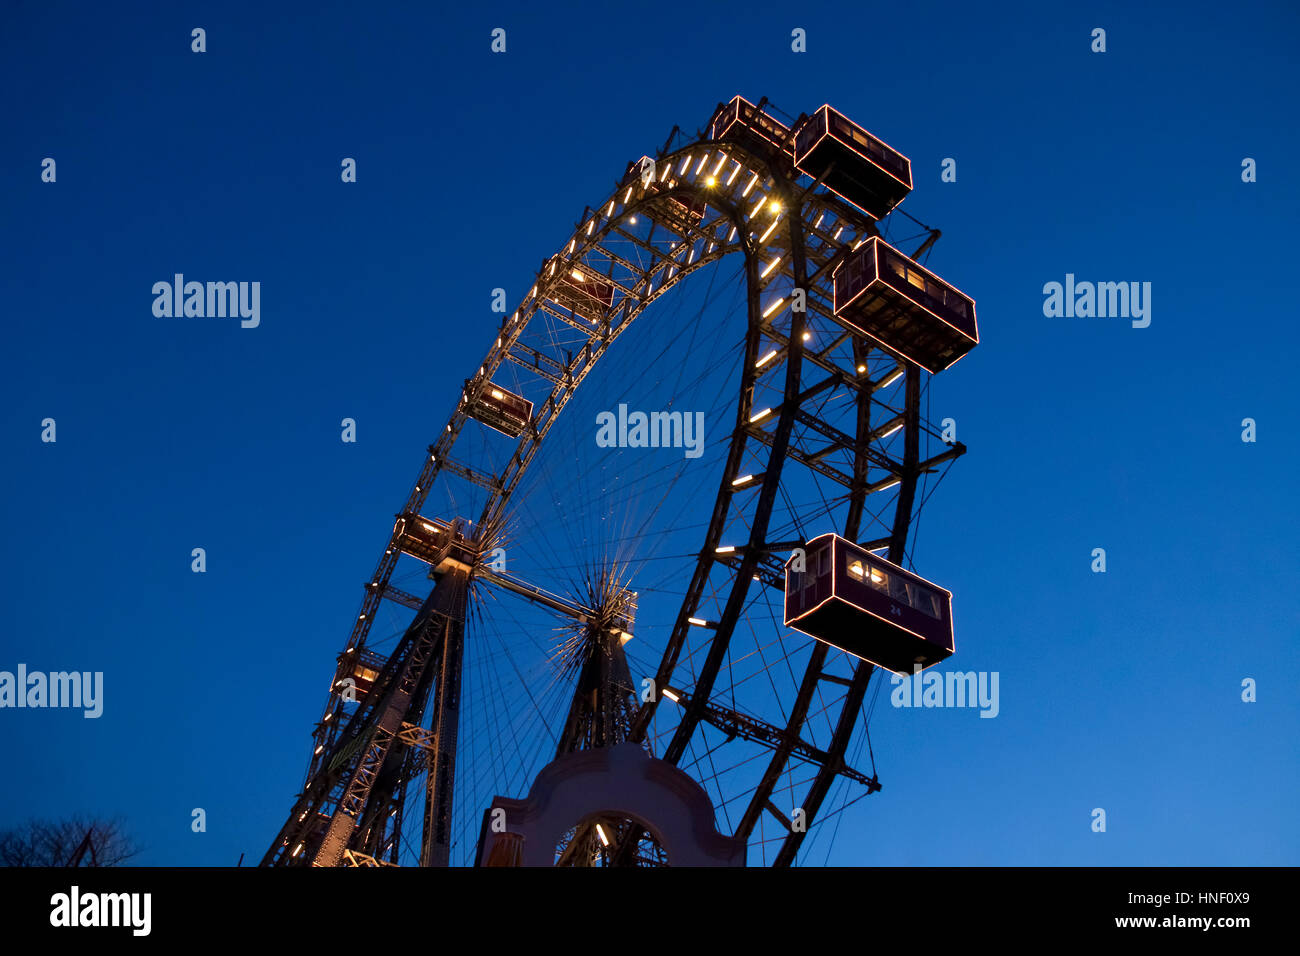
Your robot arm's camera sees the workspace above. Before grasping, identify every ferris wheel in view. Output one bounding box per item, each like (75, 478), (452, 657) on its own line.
(262, 95), (978, 868)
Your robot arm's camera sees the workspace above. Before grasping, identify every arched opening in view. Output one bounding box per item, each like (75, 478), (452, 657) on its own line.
(553, 813), (669, 867)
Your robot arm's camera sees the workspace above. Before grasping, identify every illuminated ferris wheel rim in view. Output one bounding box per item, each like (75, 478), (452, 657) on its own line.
(356, 99), (921, 634)
(275, 93), (974, 867)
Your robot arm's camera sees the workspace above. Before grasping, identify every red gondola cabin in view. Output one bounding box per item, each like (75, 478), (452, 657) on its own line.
(338, 647), (386, 703)
(547, 263), (616, 325)
(624, 157), (707, 234)
(832, 236), (977, 374)
(784, 534), (953, 674)
(392, 513), (476, 573)
(466, 383), (534, 438)
(708, 95), (793, 159)
(793, 105), (912, 220)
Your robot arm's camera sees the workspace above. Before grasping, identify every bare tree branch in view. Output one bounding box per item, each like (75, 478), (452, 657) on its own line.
(0, 815), (140, 867)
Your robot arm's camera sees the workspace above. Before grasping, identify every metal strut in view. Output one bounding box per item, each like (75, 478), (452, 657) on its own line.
(660, 186), (811, 765)
(770, 363), (923, 866)
(312, 567), (468, 867)
(420, 596), (465, 867)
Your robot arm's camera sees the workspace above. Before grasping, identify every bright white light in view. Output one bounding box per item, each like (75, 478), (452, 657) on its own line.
(732, 474), (755, 486)
(756, 349), (778, 367)
(761, 257), (782, 278)
(749, 408), (772, 423)
(762, 297), (785, 318)
(662, 689), (680, 703)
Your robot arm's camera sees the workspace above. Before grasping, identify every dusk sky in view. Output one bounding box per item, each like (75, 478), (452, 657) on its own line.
(2, 0), (1296, 867)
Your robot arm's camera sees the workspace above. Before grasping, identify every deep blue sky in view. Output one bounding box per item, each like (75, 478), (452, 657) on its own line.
(2, 0), (1297, 866)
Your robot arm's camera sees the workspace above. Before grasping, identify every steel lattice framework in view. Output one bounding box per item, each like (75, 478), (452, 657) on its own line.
(262, 96), (968, 868)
